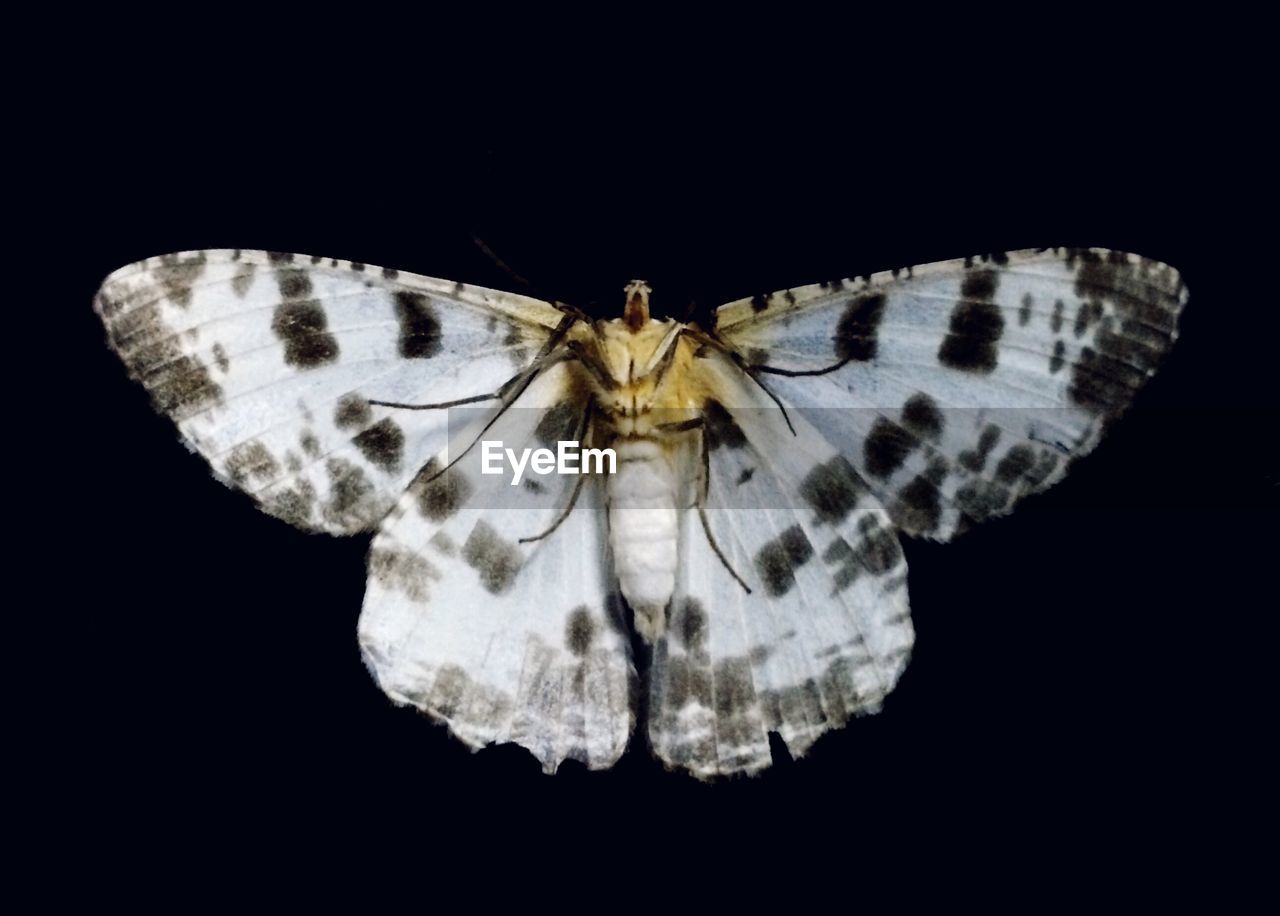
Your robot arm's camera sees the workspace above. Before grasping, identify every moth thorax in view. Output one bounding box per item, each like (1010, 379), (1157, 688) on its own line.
(606, 436), (678, 644)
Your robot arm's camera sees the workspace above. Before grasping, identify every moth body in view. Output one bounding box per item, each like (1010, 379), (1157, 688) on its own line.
(590, 281), (702, 641)
(607, 437), (678, 642)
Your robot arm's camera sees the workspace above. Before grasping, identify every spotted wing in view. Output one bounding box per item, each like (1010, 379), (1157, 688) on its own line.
(358, 362), (635, 772)
(713, 248), (1187, 540)
(648, 354), (911, 777)
(95, 250), (564, 534)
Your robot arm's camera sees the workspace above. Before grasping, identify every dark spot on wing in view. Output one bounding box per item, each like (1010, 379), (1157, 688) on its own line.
(663, 655), (713, 711)
(1019, 292), (1032, 326)
(1026, 451), (1060, 487)
(817, 655), (865, 725)
(462, 520), (524, 594)
(1051, 299), (1065, 333)
(799, 456), (865, 524)
(334, 393), (372, 430)
(1050, 339), (1066, 374)
(369, 547), (437, 602)
(924, 455), (949, 486)
(937, 269), (1004, 373)
(153, 252), (208, 308)
(429, 531), (457, 557)
(534, 402), (579, 449)
(736, 467), (755, 487)
(822, 538), (861, 592)
(955, 479), (1011, 522)
(392, 290), (443, 359)
(834, 292), (886, 362)
(299, 430), (321, 458)
(892, 474), (941, 534)
(566, 606), (595, 656)
(901, 393), (944, 440)
(427, 664), (468, 717)
(1068, 251), (1183, 414)
(703, 399), (746, 450)
(350, 261), (365, 272)
(760, 676), (827, 737)
(231, 261), (256, 297)
(1074, 300), (1103, 337)
(352, 418), (405, 473)
(276, 268), (312, 300)
(750, 293), (769, 312)
(271, 300), (340, 368)
(382, 267), (399, 281)
(755, 525), (814, 597)
(266, 478), (317, 527)
(959, 424), (1001, 473)
(821, 517), (902, 590)
(211, 342), (229, 373)
(413, 457), (474, 521)
(713, 657), (759, 749)
(673, 597), (708, 653)
(995, 444), (1036, 485)
(161, 355), (223, 418)
(854, 514), (903, 574)
(323, 457), (379, 529)
(864, 417), (919, 480)
(102, 300), (224, 420)
(266, 251), (294, 264)
(223, 441), (280, 487)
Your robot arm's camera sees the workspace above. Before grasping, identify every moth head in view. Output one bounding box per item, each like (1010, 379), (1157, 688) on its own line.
(623, 279), (652, 330)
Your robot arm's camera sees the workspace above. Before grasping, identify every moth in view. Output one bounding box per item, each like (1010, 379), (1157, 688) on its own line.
(95, 247), (1186, 778)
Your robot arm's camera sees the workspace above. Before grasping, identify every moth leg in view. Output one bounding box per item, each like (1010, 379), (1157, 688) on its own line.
(368, 391), (498, 410)
(653, 415), (752, 595)
(678, 327), (795, 435)
(396, 313), (589, 484)
(519, 404), (595, 545)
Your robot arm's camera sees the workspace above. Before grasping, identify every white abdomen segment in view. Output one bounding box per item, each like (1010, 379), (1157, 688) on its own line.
(607, 437), (677, 643)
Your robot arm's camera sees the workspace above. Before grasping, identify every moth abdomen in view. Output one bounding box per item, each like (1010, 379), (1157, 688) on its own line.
(606, 437), (679, 644)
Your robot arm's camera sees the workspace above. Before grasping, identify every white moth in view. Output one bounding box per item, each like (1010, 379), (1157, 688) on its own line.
(95, 247), (1186, 778)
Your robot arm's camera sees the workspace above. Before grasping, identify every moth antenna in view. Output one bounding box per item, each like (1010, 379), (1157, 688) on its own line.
(469, 231), (536, 294)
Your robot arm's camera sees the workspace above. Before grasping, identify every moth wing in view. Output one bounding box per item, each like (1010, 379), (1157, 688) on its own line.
(648, 353), (910, 777)
(95, 250), (564, 534)
(713, 248), (1187, 539)
(357, 361), (635, 772)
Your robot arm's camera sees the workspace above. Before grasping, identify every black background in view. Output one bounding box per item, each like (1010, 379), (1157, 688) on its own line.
(44, 13), (1273, 888)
